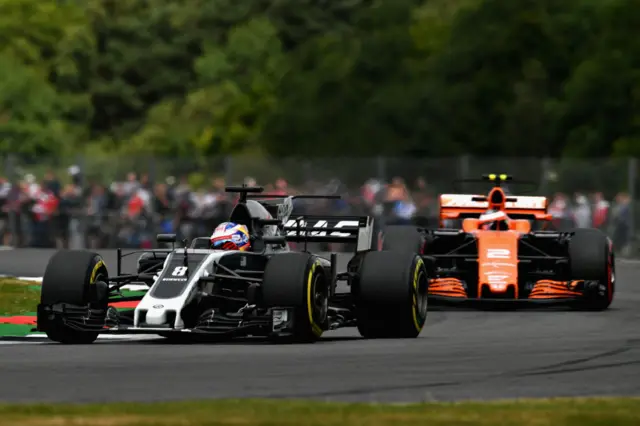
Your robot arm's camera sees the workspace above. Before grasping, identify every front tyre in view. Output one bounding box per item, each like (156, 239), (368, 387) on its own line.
(568, 228), (615, 311)
(355, 250), (429, 338)
(38, 250), (110, 344)
(262, 253), (329, 343)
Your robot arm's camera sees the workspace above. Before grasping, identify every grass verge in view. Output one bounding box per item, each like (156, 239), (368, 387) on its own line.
(0, 280), (146, 317)
(0, 278), (40, 316)
(0, 398), (639, 426)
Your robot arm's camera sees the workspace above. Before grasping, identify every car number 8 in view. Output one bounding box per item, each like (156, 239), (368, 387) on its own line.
(172, 266), (188, 276)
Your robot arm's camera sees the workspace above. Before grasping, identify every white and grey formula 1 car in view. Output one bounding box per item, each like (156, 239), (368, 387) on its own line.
(36, 185), (430, 344)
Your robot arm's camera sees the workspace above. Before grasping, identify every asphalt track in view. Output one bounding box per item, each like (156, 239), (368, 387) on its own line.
(0, 248), (639, 403)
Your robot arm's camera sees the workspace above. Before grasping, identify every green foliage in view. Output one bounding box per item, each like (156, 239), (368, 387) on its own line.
(0, 55), (70, 157)
(0, 0), (639, 161)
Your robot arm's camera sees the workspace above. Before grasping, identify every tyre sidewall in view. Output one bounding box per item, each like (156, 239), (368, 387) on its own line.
(568, 229), (613, 309)
(40, 250), (110, 344)
(41, 250), (109, 307)
(262, 253), (329, 341)
(85, 254), (109, 309)
(356, 251), (428, 338)
(302, 258), (328, 339)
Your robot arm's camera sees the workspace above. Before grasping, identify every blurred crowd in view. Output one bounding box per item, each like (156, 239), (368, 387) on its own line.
(546, 191), (633, 254)
(0, 169), (635, 256)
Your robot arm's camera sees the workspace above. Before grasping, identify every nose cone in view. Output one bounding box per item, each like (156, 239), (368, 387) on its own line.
(145, 306), (167, 325)
(476, 231), (519, 298)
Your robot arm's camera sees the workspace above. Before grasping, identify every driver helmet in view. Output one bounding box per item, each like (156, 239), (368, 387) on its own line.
(210, 222), (251, 251)
(479, 209), (509, 230)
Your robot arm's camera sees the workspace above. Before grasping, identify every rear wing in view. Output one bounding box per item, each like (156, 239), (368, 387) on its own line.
(283, 215), (374, 252)
(439, 194), (549, 222)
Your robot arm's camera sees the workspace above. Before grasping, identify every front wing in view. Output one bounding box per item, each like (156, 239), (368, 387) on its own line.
(36, 302), (301, 340)
(428, 277), (602, 307)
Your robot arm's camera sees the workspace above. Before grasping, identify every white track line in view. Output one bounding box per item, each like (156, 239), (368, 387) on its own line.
(23, 334), (159, 341)
(0, 334), (161, 346)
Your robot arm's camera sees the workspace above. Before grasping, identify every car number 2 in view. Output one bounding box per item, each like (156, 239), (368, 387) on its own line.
(486, 248), (510, 259)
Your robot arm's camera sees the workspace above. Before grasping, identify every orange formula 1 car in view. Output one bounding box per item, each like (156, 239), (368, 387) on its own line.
(380, 174), (615, 310)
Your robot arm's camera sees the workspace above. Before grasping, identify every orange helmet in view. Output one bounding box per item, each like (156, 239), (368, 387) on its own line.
(479, 209), (509, 230)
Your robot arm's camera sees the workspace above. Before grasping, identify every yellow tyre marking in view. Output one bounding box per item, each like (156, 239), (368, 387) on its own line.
(306, 260), (323, 337)
(412, 257), (425, 332)
(90, 260), (105, 284)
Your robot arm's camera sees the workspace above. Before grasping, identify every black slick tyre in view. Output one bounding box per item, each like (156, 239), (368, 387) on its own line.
(262, 252), (329, 343)
(568, 228), (614, 311)
(355, 250), (429, 338)
(381, 225), (424, 253)
(39, 250), (110, 344)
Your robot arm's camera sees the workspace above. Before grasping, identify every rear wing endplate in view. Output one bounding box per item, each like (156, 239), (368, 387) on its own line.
(439, 194), (548, 221)
(283, 215), (374, 252)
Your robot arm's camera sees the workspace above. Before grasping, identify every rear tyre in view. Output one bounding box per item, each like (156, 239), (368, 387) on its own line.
(262, 253), (329, 343)
(355, 251), (429, 338)
(381, 225), (424, 253)
(568, 228), (614, 311)
(38, 250), (109, 344)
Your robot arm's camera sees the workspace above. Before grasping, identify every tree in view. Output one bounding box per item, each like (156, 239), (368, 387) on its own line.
(0, 55), (71, 157)
(557, 0), (640, 157)
(1, 0), (640, 163)
(127, 17), (286, 159)
(0, 0), (93, 154)
(414, 0), (608, 157)
(262, 0), (425, 156)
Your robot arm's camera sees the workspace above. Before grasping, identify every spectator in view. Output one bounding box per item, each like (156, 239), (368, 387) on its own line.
(0, 176), (10, 245)
(412, 177), (436, 227)
(273, 178), (288, 196)
(548, 192), (573, 230)
(573, 193), (591, 228)
(43, 170), (61, 198)
(68, 165), (82, 187)
(86, 184), (108, 249)
(0, 166), (632, 256)
(611, 192), (631, 255)
(592, 192), (610, 230)
(153, 183), (173, 234)
(384, 177), (416, 225)
(122, 172), (140, 198)
(56, 184), (82, 248)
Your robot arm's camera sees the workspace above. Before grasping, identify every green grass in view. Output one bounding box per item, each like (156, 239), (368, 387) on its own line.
(0, 279), (147, 317)
(0, 398), (639, 426)
(0, 278), (40, 316)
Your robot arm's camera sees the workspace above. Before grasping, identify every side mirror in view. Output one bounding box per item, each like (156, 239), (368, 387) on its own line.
(157, 233), (177, 243)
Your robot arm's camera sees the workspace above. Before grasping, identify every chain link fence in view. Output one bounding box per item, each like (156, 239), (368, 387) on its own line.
(0, 155), (636, 256)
